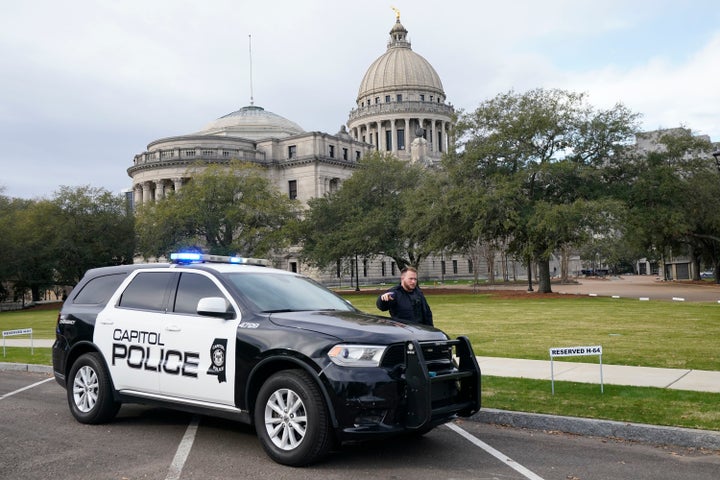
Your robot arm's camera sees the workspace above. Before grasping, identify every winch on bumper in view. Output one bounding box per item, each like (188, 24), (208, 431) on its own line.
(325, 336), (481, 438)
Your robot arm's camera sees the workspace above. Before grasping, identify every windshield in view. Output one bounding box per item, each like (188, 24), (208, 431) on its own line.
(223, 272), (356, 313)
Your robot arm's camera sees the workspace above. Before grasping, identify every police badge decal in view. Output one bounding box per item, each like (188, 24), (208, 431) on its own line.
(207, 338), (227, 383)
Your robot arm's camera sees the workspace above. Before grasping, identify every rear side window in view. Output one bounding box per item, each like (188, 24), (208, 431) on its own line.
(118, 272), (174, 311)
(73, 273), (128, 305)
(172, 272), (226, 315)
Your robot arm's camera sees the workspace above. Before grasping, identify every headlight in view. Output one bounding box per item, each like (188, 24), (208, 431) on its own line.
(328, 344), (386, 367)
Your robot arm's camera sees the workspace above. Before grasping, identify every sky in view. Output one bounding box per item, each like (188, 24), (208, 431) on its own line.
(1, 0), (719, 199)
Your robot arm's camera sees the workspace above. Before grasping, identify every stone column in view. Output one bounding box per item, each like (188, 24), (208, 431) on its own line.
(155, 180), (165, 202)
(134, 184), (143, 206)
(142, 182), (152, 204)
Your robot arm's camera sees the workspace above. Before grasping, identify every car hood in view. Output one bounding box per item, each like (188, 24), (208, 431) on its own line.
(268, 310), (448, 344)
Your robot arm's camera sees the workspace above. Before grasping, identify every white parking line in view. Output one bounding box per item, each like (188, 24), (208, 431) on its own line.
(445, 422), (545, 480)
(0, 377), (54, 400)
(165, 415), (200, 480)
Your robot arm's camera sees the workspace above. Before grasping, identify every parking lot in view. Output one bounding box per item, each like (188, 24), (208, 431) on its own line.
(2, 369), (719, 480)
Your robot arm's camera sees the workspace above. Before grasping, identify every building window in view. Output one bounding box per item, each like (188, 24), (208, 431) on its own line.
(438, 131), (443, 152)
(420, 94), (425, 101)
(381, 262), (386, 277)
(336, 259), (341, 278)
(430, 96), (433, 102)
(363, 259), (368, 277)
(355, 150), (361, 160)
(289, 261), (297, 273)
(375, 97), (379, 104)
(441, 260), (446, 276)
(184, 150), (195, 157)
(391, 262), (396, 276)
(397, 129), (405, 150)
(288, 180), (297, 200)
(385, 95), (391, 103)
(468, 260), (473, 273)
(453, 260), (458, 274)
(222, 151), (231, 157)
(342, 147), (348, 160)
(329, 178), (340, 193)
(329, 145), (335, 158)
(396, 94), (402, 102)
(385, 130), (392, 151)
(288, 145), (297, 159)
(202, 150), (215, 156)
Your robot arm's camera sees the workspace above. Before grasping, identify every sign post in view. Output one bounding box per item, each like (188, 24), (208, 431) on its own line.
(549, 345), (603, 394)
(2, 328), (34, 356)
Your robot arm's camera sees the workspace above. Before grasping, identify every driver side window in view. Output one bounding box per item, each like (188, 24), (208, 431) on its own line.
(172, 272), (226, 315)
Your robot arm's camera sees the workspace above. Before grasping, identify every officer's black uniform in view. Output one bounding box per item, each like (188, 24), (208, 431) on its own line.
(376, 284), (433, 326)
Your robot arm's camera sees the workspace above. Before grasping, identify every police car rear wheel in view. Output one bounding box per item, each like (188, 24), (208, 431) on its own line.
(254, 370), (333, 466)
(68, 352), (120, 424)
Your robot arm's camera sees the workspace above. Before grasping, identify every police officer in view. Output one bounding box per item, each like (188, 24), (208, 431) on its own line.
(376, 266), (433, 326)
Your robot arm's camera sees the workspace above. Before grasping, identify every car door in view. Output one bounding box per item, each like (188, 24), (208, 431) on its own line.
(94, 270), (176, 394)
(158, 271), (240, 406)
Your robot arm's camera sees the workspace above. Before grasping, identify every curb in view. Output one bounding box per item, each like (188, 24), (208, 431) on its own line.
(0, 362), (53, 375)
(472, 408), (720, 450)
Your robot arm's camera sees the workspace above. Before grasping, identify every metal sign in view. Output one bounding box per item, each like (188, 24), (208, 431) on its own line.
(549, 345), (602, 357)
(3, 328), (33, 337)
(2, 328), (34, 356)
(549, 345), (603, 394)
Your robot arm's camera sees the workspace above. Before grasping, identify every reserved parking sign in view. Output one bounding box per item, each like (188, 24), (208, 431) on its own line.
(549, 345), (602, 357)
(549, 344), (603, 394)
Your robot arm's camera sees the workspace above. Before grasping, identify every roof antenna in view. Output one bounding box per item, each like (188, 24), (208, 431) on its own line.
(248, 34), (254, 106)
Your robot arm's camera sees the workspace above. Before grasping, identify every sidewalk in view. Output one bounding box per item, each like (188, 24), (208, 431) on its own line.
(477, 356), (720, 393)
(2, 339), (719, 394)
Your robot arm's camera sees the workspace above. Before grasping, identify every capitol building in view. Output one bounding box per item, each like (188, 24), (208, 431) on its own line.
(128, 14), (486, 284)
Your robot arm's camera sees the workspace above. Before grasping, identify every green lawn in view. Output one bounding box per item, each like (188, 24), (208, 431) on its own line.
(344, 292), (720, 371)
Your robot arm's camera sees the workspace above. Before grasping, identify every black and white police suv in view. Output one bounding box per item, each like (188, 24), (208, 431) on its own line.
(52, 253), (481, 466)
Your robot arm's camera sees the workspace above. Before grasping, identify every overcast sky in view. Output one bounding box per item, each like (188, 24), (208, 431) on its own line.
(2, 0), (719, 199)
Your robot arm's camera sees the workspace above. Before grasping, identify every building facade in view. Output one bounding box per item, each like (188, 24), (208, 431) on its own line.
(127, 15), (481, 284)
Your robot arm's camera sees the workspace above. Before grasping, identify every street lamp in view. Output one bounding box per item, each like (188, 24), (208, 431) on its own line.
(713, 149), (720, 171)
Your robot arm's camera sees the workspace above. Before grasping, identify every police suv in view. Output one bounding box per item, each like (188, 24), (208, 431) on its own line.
(52, 253), (481, 466)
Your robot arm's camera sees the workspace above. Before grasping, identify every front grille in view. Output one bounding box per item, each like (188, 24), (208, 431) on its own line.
(380, 342), (455, 373)
(380, 344), (405, 369)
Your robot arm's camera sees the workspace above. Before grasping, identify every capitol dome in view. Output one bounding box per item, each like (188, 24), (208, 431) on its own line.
(357, 19), (445, 101)
(347, 14), (454, 165)
(197, 105), (305, 140)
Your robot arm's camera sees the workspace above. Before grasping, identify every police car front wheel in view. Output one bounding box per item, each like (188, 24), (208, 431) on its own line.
(254, 369), (334, 466)
(68, 352), (120, 424)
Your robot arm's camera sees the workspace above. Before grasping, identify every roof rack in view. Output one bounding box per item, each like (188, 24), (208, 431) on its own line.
(170, 252), (270, 267)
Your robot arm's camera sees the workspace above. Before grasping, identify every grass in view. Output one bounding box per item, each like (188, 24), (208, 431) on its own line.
(3, 295), (720, 430)
(1, 347), (52, 365)
(344, 293), (720, 371)
(484, 376), (720, 431)
(0, 307), (58, 338)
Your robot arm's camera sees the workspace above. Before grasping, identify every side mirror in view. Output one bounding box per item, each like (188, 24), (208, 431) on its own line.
(197, 297), (235, 319)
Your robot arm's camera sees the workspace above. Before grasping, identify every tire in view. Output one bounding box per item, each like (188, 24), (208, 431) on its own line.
(254, 369), (334, 466)
(67, 352), (120, 424)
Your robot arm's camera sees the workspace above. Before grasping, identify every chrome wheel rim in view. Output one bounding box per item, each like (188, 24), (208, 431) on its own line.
(264, 388), (307, 450)
(72, 365), (99, 413)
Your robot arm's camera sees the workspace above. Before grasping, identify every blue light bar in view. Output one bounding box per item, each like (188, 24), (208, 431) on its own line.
(170, 252), (270, 266)
(171, 252), (203, 262)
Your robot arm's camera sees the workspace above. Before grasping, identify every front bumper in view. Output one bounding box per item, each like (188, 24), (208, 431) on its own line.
(322, 336), (481, 440)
